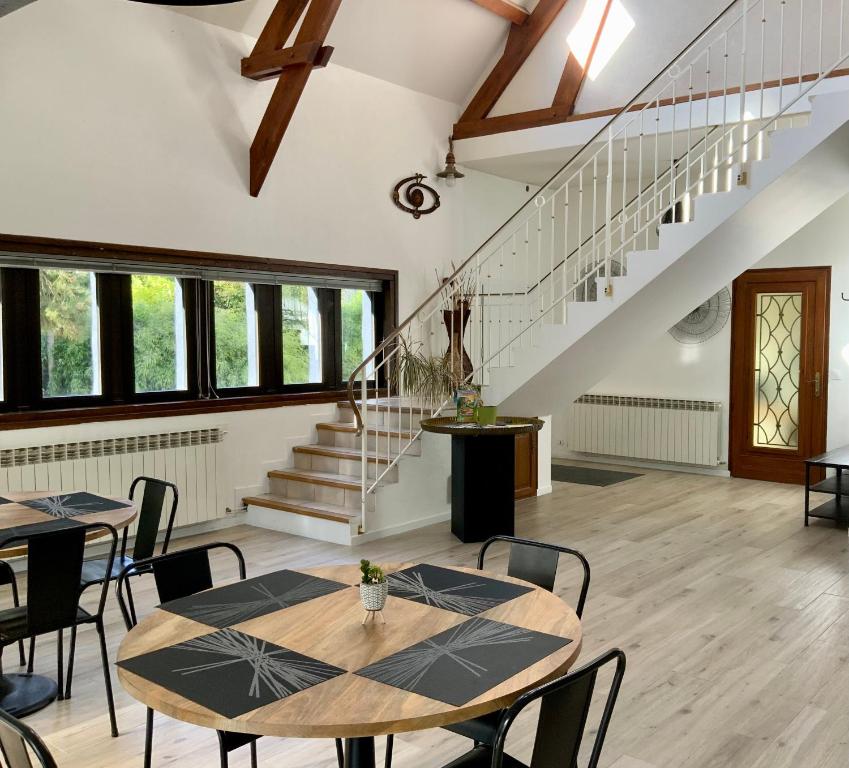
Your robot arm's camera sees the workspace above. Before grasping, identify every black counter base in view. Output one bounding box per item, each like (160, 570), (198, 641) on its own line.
(451, 434), (515, 543)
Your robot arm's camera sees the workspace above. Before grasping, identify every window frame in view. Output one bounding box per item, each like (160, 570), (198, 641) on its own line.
(0, 235), (396, 428)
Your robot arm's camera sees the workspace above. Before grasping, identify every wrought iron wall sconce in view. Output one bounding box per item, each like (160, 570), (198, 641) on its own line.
(392, 173), (441, 219)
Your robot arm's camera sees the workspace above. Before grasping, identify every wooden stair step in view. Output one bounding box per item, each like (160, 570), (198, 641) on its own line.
(268, 468), (361, 491)
(242, 494), (358, 524)
(293, 444), (398, 463)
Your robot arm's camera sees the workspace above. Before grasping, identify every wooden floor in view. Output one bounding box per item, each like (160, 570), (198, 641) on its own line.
(15, 462), (849, 768)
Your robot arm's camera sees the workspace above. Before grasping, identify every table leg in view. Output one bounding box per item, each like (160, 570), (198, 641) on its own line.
(804, 462), (810, 527)
(0, 673), (58, 717)
(344, 737), (376, 768)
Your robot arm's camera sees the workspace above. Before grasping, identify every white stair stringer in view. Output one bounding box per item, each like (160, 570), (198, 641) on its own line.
(353, 431), (451, 544)
(492, 90), (849, 417)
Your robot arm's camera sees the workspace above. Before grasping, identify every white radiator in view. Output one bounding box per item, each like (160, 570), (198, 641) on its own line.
(0, 428), (229, 534)
(568, 395), (723, 467)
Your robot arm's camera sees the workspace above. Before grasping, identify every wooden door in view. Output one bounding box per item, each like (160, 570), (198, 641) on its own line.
(514, 431), (538, 499)
(729, 267), (830, 484)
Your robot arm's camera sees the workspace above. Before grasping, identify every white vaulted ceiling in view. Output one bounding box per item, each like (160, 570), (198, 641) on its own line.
(172, 0), (733, 110)
(173, 0), (529, 104)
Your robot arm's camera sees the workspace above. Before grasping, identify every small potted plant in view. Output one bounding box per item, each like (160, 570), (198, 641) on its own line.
(359, 559), (388, 614)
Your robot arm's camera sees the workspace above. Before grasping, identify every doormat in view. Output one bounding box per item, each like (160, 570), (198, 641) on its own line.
(551, 465), (642, 486)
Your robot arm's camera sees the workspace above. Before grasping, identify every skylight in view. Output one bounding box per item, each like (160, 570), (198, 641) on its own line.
(567, 0), (635, 81)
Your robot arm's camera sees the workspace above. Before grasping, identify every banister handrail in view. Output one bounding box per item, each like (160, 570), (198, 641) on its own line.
(346, 0), (743, 429)
(347, 0), (848, 534)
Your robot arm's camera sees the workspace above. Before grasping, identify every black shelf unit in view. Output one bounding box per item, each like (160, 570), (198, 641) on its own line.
(805, 446), (849, 527)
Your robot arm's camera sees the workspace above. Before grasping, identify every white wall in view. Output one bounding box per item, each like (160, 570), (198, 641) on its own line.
(0, 0), (528, 529)
(0, 0), (465, 317)
(556, 191), (849, 463)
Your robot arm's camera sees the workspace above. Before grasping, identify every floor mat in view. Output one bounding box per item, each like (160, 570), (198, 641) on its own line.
(551, 464), (642, 486)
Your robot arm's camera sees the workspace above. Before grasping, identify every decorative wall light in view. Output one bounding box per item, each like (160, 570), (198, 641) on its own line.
(669, 288), (732, 344)
(392, 174), (441, 219)
(436, 137), (465, 187)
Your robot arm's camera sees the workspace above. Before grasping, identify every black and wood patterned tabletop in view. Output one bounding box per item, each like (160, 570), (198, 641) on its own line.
(0, 491), (137, 557)
(117, 562), (582, 739)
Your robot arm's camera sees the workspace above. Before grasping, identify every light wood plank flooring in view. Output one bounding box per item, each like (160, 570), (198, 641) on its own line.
(12, 462), (849, 767)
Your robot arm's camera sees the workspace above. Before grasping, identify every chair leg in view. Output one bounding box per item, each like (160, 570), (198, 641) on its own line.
(385, 734), (393, 768)
(250, 740), (257, 768)
(335, 738), (345, 768)
(26, 637), (35, 674)
(56, 630), (64, 701)
(144, 708), (154, 768)
(96, 619), (118, 737)
(8, 575), (25, 668)
(125, 577), (138, 628)
(65, 626), (77, 699)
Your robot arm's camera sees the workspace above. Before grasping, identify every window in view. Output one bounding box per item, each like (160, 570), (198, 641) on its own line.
(341, 289), (375, 380)
(566, 0), (634, 81)
(213, 281), (259, 389)
(40, 269), (101, 398)
(132, 275), (188, 393)
(282, 285), (322, 385)
(0, 235), (395, 423)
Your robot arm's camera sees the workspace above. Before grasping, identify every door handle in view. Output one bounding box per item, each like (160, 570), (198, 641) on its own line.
(811, 372), (822, 398)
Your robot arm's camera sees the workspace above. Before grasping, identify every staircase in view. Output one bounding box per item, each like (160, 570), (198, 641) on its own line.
(251, 0), (849, 544)
(244, 399), (449, 545)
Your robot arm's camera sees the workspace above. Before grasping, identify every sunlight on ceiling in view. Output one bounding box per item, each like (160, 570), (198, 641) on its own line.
(567, 0), (635, 81)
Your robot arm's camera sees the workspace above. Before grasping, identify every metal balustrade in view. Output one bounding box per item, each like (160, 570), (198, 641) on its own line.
(347, 0), (849, 531)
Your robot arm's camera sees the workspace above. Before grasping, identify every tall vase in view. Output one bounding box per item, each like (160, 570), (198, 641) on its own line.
(443, 305), (473, 384)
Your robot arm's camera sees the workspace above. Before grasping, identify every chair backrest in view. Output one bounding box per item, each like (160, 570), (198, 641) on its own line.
(0, 698), (59, 767)
(116, 542), (246, 630)
(11, 523), (117, 635)
(492, 649), (626, 768)
(129, 476), (179, 560)
(477, 536), (591, 617)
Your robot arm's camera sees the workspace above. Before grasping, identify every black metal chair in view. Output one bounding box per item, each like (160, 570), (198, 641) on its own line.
(0, 523), (119, 738)
(386, 536), (591, 764)
(116, 543), (345, 768)
(0, 707), (59, 768)
(55, 477), (178, 693)
(82, 476), (179, 611)
(438, 649), (626, 768)
(0, 562), (27, 667)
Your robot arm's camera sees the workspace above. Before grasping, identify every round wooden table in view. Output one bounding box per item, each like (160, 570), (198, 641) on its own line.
(0, 491), (137, 716)
(117, 562), (582, 768)
(0, 491), (138, 558)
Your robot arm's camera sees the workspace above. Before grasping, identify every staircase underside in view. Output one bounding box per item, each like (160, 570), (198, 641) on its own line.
(497, 93), (849, 418)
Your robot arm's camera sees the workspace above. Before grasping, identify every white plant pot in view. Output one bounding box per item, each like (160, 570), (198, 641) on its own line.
(360, 581), (388, 612)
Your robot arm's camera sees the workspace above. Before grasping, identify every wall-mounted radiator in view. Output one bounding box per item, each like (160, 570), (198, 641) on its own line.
(0, 428), (229, 533)
(568, 394), (723, 467)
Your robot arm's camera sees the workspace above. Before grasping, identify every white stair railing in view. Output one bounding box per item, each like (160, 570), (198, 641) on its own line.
(348, 0), (849, 532)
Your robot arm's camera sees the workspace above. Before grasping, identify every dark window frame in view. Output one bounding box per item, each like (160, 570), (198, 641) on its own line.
(0, 235), (396, 428)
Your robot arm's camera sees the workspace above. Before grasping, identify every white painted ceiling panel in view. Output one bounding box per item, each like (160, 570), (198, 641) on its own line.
(174, 0), (524, 104)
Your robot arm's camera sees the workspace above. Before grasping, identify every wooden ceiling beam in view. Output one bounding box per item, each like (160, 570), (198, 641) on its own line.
(246, 0), (342, 197)
(453, 67), (849, 140)
(459, 0), (572, 124)
(551, 0), (612, 113)
(242, 41), (333, 81)
(469, 0), (529, 25)
(251, 0), (310, 55)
